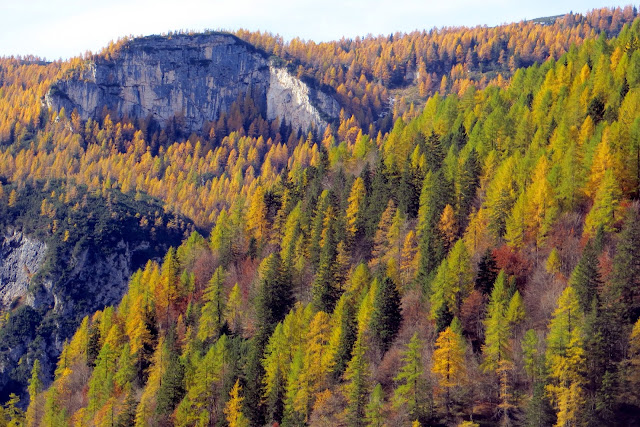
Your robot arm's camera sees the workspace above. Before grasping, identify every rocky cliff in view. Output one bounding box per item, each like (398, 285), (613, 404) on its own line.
(46, 33), (339, 133)
(0, 182), (193, 404)
(0, 231), (47, 311)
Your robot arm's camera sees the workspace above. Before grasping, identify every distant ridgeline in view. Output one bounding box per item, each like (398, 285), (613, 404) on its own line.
(0, 6), (639, 427)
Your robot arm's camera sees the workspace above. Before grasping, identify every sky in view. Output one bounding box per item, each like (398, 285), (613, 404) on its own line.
(0, 0), (633, 60)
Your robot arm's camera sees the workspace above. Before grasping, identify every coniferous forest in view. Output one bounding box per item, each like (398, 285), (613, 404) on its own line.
(1, 5), (640, 426)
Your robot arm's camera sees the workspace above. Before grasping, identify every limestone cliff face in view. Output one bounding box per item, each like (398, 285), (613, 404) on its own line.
(46, 33), (339, 132)
(0, 230), (164, 402)
(0, 231), (47, 310)
(267, 67), (340, 131)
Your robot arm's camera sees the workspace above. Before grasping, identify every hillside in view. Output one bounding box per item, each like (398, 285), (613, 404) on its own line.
(0, 5), (639, 427)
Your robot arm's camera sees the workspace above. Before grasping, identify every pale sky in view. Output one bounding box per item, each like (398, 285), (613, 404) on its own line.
(0, 0), (633, 60)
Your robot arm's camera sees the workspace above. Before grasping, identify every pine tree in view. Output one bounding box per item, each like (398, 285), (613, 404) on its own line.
(255, 253), (292, 338)
(312, 204), (340, 312)
(609, 207), (640, 324)
(344, 338), (370, 427)
(156, 331), (185, 417)
(329, 296), (357, 379)
(370, 276), (402, 355)
(570, 238), (602, 313)
(622, 318), (640, 406)
(475, 249), (499, 295)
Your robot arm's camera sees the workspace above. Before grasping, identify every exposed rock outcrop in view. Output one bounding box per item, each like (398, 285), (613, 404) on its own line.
(46, 33), (339, 132)
(267, 67), (340, 131)
(0, 231), (47, 310)
(0, 233), (156, 402)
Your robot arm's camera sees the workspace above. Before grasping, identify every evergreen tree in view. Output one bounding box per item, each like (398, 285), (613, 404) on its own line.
(346, 177), (366, 243)
(344, 338), (370, 427)
(330, 297), (357, 379)
(570, 238), (602, 313)
(475, 249), (499, 295)
(312, 204), (341, 312)
(370, 276), (402, 355)
(263, 323), (288, 425)
(156, 331), (185, 417)
(610, 207), (640, 324)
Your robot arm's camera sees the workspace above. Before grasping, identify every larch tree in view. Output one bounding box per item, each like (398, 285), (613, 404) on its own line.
(370, 200), (397, 272)
(346, 176), (366, 243)
(400, 230), (419, 289)
(25, 359), (43, 427)
(197, 266), (226, 343)
(482, 270), (515, 421)
(583, 169), (622, 238)
(393, 333), (428, 422)
(262, 323), (288, 425)
(225, 379), (249, 427)
(365, 383), (385, 427)
(247, 185), (268, 242)
(432, 324), (467, 415)
(438, 204), (458, 253)
(545, 286), (585, 427)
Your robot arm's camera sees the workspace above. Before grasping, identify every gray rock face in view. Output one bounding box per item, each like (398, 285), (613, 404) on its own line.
(0, 231), (47, 310)
(46, 33), (339, 132)
(267, 67), (340, 131)
(0, 231), (156, 403)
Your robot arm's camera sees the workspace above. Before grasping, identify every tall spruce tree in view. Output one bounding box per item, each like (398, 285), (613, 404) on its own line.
(370, 276), (402, 355)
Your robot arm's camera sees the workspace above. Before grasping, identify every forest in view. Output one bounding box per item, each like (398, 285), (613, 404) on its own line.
(0, 5), (639, 427)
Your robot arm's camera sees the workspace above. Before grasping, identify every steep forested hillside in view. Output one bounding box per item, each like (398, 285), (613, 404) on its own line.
(1, 5), (640, 427)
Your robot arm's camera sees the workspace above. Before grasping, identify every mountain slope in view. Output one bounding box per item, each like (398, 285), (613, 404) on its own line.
(1, 6), (640, 427)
